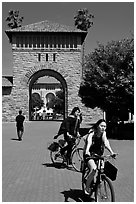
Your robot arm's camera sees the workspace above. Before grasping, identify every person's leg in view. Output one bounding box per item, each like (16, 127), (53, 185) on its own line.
(66, 140), (74, 164)
(85, 159), (97, 194)
(60, 145), (68, 155)
(17, 127), (24, 140)
(20, 127), (24, 140)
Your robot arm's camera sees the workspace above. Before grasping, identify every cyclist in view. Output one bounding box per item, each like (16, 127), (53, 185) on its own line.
(83, 119), (116, 195)
(54, 106), (82, 165)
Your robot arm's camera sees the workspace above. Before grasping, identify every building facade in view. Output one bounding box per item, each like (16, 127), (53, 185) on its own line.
(3, 20), (103, 122)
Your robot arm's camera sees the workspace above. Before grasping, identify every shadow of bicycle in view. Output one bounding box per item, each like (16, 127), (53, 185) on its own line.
(11, 138), (21, 141)
(42, 162), (67, 169)
(61, 189), (95, 202)
(42, 162), (78, 172)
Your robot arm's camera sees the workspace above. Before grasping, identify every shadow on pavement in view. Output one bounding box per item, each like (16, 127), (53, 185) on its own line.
(61, 189), (95, 202)
(42, 162), (67, 169)
(42, 163), (77, 172)
(11, 138), (20, 141)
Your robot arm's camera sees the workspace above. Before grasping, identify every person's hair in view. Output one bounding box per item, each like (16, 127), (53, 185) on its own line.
(93, 119), (106, 130)
(70, 106), (80, 115)
(19, 110), (22, 114)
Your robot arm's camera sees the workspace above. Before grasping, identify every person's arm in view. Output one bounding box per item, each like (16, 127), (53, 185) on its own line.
(85, 133), (93, 156)
(65, 117), (73, 138)
(102, 132), (114, 155)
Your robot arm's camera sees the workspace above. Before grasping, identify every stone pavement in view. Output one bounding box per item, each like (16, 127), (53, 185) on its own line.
(2, 121), (134, 202)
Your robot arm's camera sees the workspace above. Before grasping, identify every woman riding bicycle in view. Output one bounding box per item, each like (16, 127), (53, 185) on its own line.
(54, 106), (82, 165)
(83, 119), (116, 195)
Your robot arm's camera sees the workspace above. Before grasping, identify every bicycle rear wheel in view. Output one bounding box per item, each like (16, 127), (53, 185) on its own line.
(71, 147), (83, 172)
(95, 175), (115, 202)
(50, 148), (64, 165)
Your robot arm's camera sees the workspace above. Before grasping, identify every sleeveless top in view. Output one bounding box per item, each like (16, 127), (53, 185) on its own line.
(84, 130), (105, 156)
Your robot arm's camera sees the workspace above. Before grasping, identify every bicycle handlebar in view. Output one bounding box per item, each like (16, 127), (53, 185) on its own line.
(86, 153), (118, 161)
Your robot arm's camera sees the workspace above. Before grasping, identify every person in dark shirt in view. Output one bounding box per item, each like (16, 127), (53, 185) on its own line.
(16, 110), (25, 141)
(54, 106), (82, 165)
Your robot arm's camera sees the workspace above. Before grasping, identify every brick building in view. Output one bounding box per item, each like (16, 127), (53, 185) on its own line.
(3, 20), (103, 122)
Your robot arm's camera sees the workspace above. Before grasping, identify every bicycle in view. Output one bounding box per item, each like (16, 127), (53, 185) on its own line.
(82, 153), (118, 202)
(49, 135), (84, 172)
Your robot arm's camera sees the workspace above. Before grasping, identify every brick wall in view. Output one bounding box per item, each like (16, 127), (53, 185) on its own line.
(2, 48), (103, 122)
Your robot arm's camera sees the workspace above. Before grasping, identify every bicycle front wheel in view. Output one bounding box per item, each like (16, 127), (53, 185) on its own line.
(71, 147), (83, 172)
(95, 175), (115, 202)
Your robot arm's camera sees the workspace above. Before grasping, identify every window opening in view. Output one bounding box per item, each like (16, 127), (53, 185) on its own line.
(66, 35), (69, 48)
(50, 36), (52, 48)
(33, 36), (36, 48)
(46, 53), (48, 61)
(16, 36), (19, 47)
(54, 36), (56, 48)
(21, 36), (23, 47)
(38, 53), (41, 61)
(62, 36), (65, 48)
(41, 36), (44, 48)
(45, 36), (48, 48)
(70, 36), (73, 48)
(37, 36), (40, 48)
(29, 36), (32, 48)
(74, 36), (77, 48)
(53, 53), (56, 62)
(58, 35), (60, 48)
(25, 36), (28, 48)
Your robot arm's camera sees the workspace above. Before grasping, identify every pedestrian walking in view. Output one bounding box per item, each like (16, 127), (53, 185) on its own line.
(15, 110), (25, 141)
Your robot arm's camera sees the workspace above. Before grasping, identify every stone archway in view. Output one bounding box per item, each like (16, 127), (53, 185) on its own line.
(28, 69), (68, 120)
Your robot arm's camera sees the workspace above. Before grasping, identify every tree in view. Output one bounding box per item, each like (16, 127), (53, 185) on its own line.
(54, 90), (65, 114)
(31, 93), (44, 110)
(74, 8), (94, 76)
(6, 10), (24, 29)
(79, 38), (134, 120)
(74, 8), (94, 31)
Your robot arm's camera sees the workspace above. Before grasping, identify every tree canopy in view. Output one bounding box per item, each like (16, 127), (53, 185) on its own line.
(31, 93), (44, 110)
(54, 90), (65, 114)
(6, 10), (24, 29)
(74, 8), (94, 31)
(79, 38), (134, 117)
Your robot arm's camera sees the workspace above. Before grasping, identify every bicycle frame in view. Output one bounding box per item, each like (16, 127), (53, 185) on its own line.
(51, 136), (83, 171)
(84, 154), (115, 190)
(94, 159), (105, 187)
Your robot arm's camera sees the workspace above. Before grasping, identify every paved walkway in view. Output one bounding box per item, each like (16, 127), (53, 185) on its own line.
(2, 121), (134, 202)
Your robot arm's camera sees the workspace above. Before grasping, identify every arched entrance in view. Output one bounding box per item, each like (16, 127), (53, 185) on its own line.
(29, 69), (68, 121)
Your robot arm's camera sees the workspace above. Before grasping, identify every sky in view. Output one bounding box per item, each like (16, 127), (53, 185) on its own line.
(2, 1), (134, 76)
